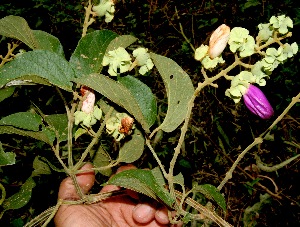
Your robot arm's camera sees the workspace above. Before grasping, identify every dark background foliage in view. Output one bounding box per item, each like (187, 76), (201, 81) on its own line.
(1, 0), (299, 226)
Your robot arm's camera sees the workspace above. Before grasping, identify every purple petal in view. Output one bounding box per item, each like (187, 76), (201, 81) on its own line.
(243, 84), (274, 119)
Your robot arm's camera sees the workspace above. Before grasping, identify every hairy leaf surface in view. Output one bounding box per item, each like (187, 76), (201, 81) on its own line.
(0, 50), (75, 91)
(118, 129), (145, 163)
(150, 53), (194, 132)
(107, 169), (175, 208)
(70, 30), (118, 76)
(75, 74), (154, 132)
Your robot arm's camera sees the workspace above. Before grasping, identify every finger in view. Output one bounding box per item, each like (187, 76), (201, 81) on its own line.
(132, 202), (157, 224)
(155, 206), (170, 224)
(58, 163), (95, 200)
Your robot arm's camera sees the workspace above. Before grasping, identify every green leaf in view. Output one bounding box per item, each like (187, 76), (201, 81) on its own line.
(241, 0), (261, 11)
(93, 146), (112, 177)
(2, 177), (36, 211)
(118, 129), (145, 163)
(151, 167), (166, 188)
(69, 30), (118, 76)
(44, 114), (68, 142)
(32, 156), (51, 177)
(0, 126), (53, 145)
(0, 87), (15, 103)
(106, 35), (138, 53)
(4, 75), (53, 87)
(0, 112), (42, 131)
(0, 50), (75, 91)
(194, 184), (226, 211)
(0, 16), (38, 49)
(173, 172), (185, 186)
(75, 128), (87, 140)
(0, 16), (64, 55)
(150, 53), (194, 132)
(0, 142), (16, 166)
(118, 75), (157, 128)
(32, 30), (64, 56)
(74, 74), (152, 133)
(107, 169), (175, 208)
(243, 193), (271, 227)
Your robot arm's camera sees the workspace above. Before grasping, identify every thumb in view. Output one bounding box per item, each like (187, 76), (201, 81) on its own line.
(58, 163), (95, 200)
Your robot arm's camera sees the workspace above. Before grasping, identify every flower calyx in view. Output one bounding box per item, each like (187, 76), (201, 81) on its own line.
(106, 113), (135, 141)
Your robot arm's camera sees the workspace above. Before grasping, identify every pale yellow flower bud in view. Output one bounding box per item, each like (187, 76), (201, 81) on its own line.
(208, 24), (230, 59)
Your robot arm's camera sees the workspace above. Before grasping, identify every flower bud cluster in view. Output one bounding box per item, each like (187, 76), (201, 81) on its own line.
(223, 15), (298, 119)
(102, 47), (154, 76)
(106, 113), (135, 141)
(194, 24), (230, 69)
(228, 27), (255, 57)
(225, 72), (274, 119)
(74, 87), (102, 127)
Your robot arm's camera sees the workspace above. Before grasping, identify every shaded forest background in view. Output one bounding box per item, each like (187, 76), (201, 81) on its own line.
(0, 0), (299, 226)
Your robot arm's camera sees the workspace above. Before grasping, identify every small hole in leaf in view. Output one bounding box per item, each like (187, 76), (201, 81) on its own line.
(170, 75), (174, 79)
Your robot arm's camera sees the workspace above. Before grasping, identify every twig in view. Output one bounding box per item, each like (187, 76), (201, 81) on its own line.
(146, 139), (168, 178)
(0, 42), (19, 67)
(74, 107), (114, 170)
(82, 0), (95, 37)
(218, 92), (300, 191)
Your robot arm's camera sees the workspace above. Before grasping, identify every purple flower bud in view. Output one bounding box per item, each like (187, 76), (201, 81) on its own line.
(243, 84), (274, 119)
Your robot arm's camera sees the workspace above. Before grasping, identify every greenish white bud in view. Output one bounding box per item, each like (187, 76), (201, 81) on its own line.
(132, 48), (154, 75)
(92, 0), (115, 23)
(102, 47), (132, 76)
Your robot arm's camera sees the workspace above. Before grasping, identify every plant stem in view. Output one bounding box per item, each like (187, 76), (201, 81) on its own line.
(74, 107), (114, 170)
(82, 0), (95, 37)
(0, 42), (19, 68)
(56, 87), (75, 168)
(168, 57), (241, 197)
(146, 139), (168, 178)
(261, 92), (300, 138)
(217, 137), (263, 191)
(217, 92), (300, 191)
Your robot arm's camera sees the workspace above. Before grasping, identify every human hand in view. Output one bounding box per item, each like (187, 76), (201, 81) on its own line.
(54, 163), (182, 227)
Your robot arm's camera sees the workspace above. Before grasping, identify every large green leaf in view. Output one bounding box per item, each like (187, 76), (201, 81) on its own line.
(74, 74), (153, 133)
(69, 30), (118, 76)
(0, 126), (54, 145)
(32, 30), (64, 56)
(32, 156), (52, 177)
(0, 87), (15, 103)
(0, 16), (64, 55)
(107, 169), (175, 208)
(150, 53), (194, 132)
(44, 114), (68, 142)
(193, 184), (227, 211)
(0, 142), (16, 166)
(117, 129), (145, 163)
(2, 177), (36, 211)
(0, 15), (37, 49)
(0, 112), (42, 131)
(93, 146), (112, 177)
(0, 50), (75, 91)
(118, 75), (157, 128)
